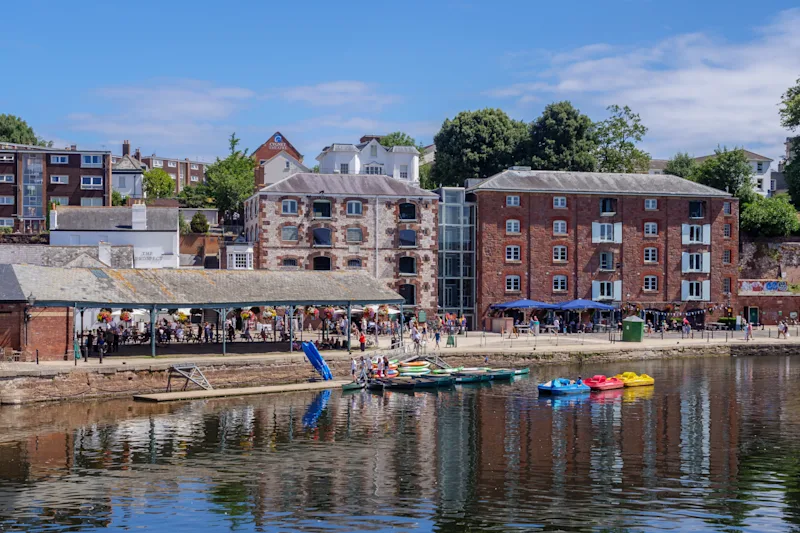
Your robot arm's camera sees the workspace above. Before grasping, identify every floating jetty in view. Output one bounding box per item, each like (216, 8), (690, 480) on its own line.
(133, 380), (349, 403)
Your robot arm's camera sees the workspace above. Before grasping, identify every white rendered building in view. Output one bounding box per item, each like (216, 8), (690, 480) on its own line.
(316, 137), (420, 184)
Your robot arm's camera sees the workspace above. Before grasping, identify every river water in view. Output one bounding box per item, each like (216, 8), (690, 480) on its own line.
(1, 355), (800, 532)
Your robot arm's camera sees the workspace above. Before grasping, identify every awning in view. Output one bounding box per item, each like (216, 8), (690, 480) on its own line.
(556, 299), (616, 311)
(492, 299), (560, 310)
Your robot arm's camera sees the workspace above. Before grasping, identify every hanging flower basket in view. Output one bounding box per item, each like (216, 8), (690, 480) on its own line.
(665, 304), (674, 313)
(263, 307), (276, 319)
(240, 310), (251, 320)
(176, 311), (189, 323)
(97, 311), (112, 323)
(120, 311), (131, 322)
(322, 307), (334, 320)
(378, 304), (389, 317)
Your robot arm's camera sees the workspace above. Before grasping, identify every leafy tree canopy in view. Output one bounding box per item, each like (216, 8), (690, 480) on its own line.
(595, 105), (650, 173)
(780, 77), (800, 130)
(431, 108), (528, 186)
(784, 146), (800, 208)
(143, 168), (176, 198)
(664, 152), (697, 179)
(0, 114), (51, 146)
(692, 147), (755, 202)
(190, 212), (210, 234)
(178, 182), (215, 208)
(740, 195), (799, 237)
(205, 133), (256, 215)
(418, 164), (435, 190)
(111, 190), (127, 206)
(379, 131), (417, 148)
(525, 101), (597, 171)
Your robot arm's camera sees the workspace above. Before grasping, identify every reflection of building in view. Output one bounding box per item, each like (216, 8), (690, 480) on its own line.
(436, 187), (476, 328)
(243, 172), (438, 311)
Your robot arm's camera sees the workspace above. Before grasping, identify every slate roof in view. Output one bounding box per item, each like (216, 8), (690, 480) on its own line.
(321, 143), (359, 153)
(260, 173), (439, 198)
(467, 169), (732, 197)
(112, 154), (146, 171)
(0, 245), (134, 268)
(53, 206), (179, 231)
(0, 265), (404, 307)
(387, 145), (420, 154)
(695, 150), (773, 162)
(649, 159), (668, 171)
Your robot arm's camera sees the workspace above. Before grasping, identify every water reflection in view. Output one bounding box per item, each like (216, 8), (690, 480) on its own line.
(0, 356), (799, 531)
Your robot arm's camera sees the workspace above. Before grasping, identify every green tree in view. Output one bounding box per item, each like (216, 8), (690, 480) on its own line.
(143, 168), (175, 198)
(311, 164), (320, 173)
(692, 147), (755, 202)
(190, 212), (210, 233)
(0, 114), (51, 146)
(595, 105), (650, 173)
(664, 152), (697, 178)
(419, 164), (435, 189)
(524, 101), (597, 171)
(178, 214), (190, 235)
(784, 141), (800, 206)
(379, 131), (417, 148)
(780, 77), (800, 130)
(431, 108), (528, 186)
(205, 133), (256, 215)
(111, 190), (127, 206)
(740, 195), (799, 237)
(178, 182), (214, 208)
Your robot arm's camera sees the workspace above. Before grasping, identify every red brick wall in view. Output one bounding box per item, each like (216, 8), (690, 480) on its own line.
(738, 296), (800, 325)
(475, 191), (739, 319)
(0, 303), (23, 353)
(26, 306), (74, 361)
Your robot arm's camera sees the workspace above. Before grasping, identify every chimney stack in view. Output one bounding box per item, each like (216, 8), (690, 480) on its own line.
(70, 144), (77, 151)
(131, 202), (147, 231)
(122, 140), (130, 156)
(134, 148), (141, 161)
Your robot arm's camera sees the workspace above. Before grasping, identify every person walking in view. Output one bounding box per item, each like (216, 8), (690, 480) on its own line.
(351, 358), (357, 380)
(434, 329), (441, 349)
(359, 332), (366, 352)
(533, 315), (540, 336)
(743, 320), (751, 341)
(553, 317), (560, 338)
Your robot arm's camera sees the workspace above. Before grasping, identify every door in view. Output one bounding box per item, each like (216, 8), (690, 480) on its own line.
(748, 307), (759, 325)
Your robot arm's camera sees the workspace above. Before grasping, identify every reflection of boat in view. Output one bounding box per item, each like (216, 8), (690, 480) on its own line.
(540, 394), (591, 409)
(302, 389), (331, 428)
(584, 375), (624, 391)
(614, 372), (655, 387)
(623, 386), (655, 402)
(589, 388), (624, 403)
(538, 378), (591, 395)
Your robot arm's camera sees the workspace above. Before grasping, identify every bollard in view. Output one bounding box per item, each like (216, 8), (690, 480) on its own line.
(726, 331), (728, 342)
(36, 349), (39, 365)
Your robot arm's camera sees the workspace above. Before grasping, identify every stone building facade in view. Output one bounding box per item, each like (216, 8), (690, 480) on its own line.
(244, 173), (439, 314)
(471, 169), (739, 322)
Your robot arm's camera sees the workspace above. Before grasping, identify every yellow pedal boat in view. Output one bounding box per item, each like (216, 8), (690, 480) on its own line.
(614, 372), (655, 387)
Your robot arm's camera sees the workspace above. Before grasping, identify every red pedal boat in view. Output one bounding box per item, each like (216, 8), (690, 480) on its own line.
(584, 375), (624, 391)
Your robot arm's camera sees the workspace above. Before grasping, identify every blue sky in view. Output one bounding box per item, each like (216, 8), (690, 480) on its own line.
(1, 1), (799, 165)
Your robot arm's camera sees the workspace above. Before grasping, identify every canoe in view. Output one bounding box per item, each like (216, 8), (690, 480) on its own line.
(538, 378), (591, 395)
(614, 372), (655, 387)
(432, 367), (461, 374)
(461, 367), (491, 372)
(412, 377), (454, 388)
(455, 374), (484, 384)
(486, 370), (516, 381)
(367, 380), (385, 391)
(399, 369), (431, 377)
(584, 375), (624, 391)
(383, 379), (416, 390)
(342, 381), (365, 391)
(514, 368), (531, 375)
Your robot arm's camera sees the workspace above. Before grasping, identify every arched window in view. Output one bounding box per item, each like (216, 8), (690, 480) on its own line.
(399, 229), (416, 247)
(399, 284), (416, 305)
(399, 203), (416, 221)
(347, 259), (362, 269)
(312, 227), (331, 246)
(313, 256), (331, 271)
(399, 256), (417, 275)
(282, 258), (298, 268)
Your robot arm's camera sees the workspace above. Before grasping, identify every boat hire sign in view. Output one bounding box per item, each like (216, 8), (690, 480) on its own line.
(738, 279), (790, 295)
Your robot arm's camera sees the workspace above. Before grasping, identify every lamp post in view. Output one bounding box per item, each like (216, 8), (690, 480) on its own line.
(24, 292), (35, 348)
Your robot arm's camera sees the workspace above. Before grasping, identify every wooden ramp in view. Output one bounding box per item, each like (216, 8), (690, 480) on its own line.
(134, 380), (349, 403)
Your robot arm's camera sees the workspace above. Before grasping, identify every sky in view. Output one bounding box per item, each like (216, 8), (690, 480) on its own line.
(1, 0), (799, 166)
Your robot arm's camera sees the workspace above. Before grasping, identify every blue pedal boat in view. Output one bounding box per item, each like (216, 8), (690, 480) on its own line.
(538, 378), (591, 395)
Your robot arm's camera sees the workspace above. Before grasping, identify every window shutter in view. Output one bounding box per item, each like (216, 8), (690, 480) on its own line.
(592, 281), (600, 300)
(681, 224), (690, 245)
(613, 280), (622, 301)
(681, 252), (689, 273)
(702, 224), (712, 245)
(702, 280), (711, 301)
(613, 222), (623, 243)
(591, 222), (600, 243)
(681, 281), (689, 301)
(702, 252), (711, 273)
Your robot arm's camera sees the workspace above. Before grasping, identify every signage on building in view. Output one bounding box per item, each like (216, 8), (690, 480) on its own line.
(738, 279), (790, 294)
(134, 247), (166, 268)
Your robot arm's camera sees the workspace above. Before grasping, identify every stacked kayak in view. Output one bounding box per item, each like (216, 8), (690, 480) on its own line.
(538, 378), (591, 395)
(301, 342), (333, 380)
(614, 372), (655, 387)
(584, 375), (624, 391)
(398, 361), (431, 376)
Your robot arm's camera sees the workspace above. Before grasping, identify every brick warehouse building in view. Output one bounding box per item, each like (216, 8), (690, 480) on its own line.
(242, 173), (439, 314)
(471, 169), (739, 324)
(0, 142), (112, 233)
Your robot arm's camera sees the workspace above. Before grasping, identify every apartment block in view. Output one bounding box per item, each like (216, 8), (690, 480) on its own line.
(138, 153), (207, 194)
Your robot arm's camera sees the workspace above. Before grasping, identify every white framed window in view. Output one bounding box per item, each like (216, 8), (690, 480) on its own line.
(0, 196), (13, 205)
(370, 145), (378, 157)
(50, 196), (69, 206)
(0, 218), (13, 227)
(119, 176), (127, 188)
(688, 281), (702, 299)
(81, 176), (103, 189)
(50, 155), (69, 164)
(723, 224), (731, 238)
(600, 198), (617, 215)
(723, 278), (732, 294)
(688, 253), (702, 272)
(228, 252), (252, 270)
(284, 161), (291, 170)
(506, 275), (521, 292)
(553, 220), (567, 235)
(339, 163), (349, 174)
(50, 175), (69, 184)
(152, 159), (163, 168)
(281, 226), (298, 241)
(598, 281), (613, 299)
(0, 175), (13, 183)
(0, 154), (14, 162)
(644, 222), (658, 236)
(81, 154), (103, 167)
(400, 165), (409, 179)
(644, 199), (657, 210)
(312, 200), (331, 218)
(348, 258), (362, 269)
(506, 195), (520, 207)
(364, 165), (381, 175)
(723, 202), (732, 215)
(688, 225), (703, 243)
(553, 275), (567, 292)
(723, 249), (732, 264)
(80, 197), (103, 206)
(553, 245), (567, 262)
(347, 201), (363, 215)
(644, 247), (658, 263)
(167, 160), (177, 168)
(553, 196), (567, 209)
(599, 251), (614, 271)
(644, 276), (658, 291)
(505, 245), (521, 261)
(598, 222), (614, 242)
(346, 227), (363, 243)
(191, 163), (199, 170)
(281, 199), (298, 214)
(191, 175), (199, 182)
(506, 219), (520, 234)
(399, 229), (416, 247)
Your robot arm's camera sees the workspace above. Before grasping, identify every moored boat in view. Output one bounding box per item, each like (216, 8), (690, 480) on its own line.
(486, 369), (516, 381)
(514, 368), (531, 375)
(342, 381), (365, 391)
(584, 375), (624, 391)
(538, 378), (591, 395)
(614, 372), (655, 387)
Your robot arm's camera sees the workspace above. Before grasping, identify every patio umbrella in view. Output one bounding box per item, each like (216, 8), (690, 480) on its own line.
(492, 299), (560, 310)
(557, 299), (616, 311)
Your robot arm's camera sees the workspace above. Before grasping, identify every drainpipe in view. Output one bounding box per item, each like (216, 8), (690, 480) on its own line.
(150, 306), (156, 357)
(374, 196), (380, 278)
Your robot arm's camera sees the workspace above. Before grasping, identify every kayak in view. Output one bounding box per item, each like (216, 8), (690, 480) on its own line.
(412, 376), (455, 388)
(399, 369), (431, 377)
(341, 381), (365, 391)
(432, 367), (461, 374)
(401, 361), (430, 368)
(383, 379), (416, 390)
(486, 370), (516, 381)
(614, 372), (655, 387)
(514, 368), (531, 375)
(538, 378), (591, 395)
(584, 375), (624, 391)
(455, 374), (484, 384)
(398, 364), (430, 371)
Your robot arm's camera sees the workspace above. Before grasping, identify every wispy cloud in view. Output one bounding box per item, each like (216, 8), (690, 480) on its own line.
(486, 9), (800, 159)
(275, 81), (402, 110)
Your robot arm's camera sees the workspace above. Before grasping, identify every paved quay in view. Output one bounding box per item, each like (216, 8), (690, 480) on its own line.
(133, 380), (349, 403)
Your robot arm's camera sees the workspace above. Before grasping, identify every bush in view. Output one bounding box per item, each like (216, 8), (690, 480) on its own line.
(0, 227), (11, 234)
(190, 212), (209, 234)
(740, 195), (800, 237)
(718, 317), (737, 329)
